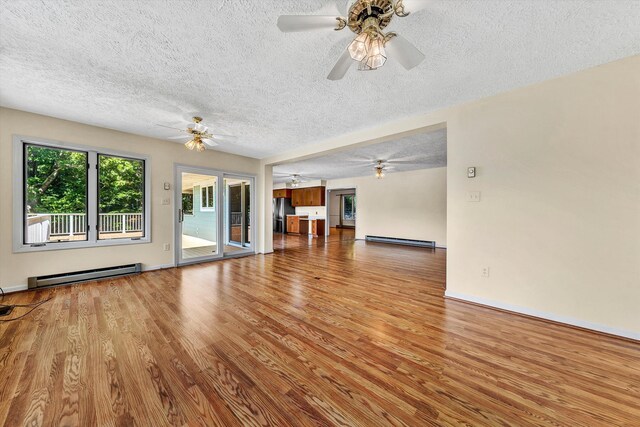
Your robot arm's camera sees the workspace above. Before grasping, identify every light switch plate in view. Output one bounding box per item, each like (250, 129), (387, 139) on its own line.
(467, 191), (481, 202)
(467, 167), (476, 178)
(164, 182), (171, 190)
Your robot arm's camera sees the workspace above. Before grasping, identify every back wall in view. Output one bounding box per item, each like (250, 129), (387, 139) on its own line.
(327, 167), (447, 247)
(0, 108), (260, 291)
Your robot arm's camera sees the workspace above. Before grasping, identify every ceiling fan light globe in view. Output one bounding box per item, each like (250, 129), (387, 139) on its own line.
(196, 142), (206, 152)
(185, 139), (197, 150)
(366, 53), (387, 69)
(348, 32), (370, 61)
(365, 39), (387, 69)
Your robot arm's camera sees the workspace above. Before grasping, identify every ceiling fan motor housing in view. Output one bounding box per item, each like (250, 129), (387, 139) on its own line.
(348, 0), (394, 34)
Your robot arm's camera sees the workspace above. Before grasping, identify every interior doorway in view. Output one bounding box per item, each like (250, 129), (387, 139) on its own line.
(327, 188), (357, 241)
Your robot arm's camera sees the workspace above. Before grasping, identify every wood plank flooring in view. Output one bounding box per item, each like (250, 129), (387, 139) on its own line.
(1, 239), (639, 426)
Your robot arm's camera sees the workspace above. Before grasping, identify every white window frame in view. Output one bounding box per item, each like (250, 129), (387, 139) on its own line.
(200, 183), (216, 212)
(12, 135), (151, 253)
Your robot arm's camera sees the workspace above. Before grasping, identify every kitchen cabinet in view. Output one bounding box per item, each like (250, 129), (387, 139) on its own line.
(291, 186), (325, 207)
(311, 219), (325, 237)
(286, 215), (307, 234)
(273, 189), (292, 199)
(291, 189), (305, 206)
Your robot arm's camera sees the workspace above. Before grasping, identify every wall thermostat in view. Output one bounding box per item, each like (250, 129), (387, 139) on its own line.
(164, 182), (171, 190)
(467, 167), (476, 178)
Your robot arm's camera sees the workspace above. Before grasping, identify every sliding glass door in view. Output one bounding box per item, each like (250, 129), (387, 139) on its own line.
(176, 166), (221, 265)
(224, 175), (253, 256)
(175, 166), (255, 265)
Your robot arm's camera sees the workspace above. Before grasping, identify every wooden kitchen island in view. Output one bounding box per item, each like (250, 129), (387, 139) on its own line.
(300, 218), (325, 237)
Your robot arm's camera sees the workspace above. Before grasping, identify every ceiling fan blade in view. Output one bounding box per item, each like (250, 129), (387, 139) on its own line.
(327, 48), (352, 81)
(277, 15), (343, 32)
(385, 34), (425, 70)
(396, 0), (430, 15)
(157, 124), (187, 132)
(202, 139), (218, 147)
(194, 123), (208, 132)
(167, 135), (190, 140)
(210, 134), (237, 143)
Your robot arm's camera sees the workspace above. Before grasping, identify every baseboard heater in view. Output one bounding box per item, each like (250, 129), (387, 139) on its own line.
(365, 235), (436, 248)
(28, 263), (141, 289)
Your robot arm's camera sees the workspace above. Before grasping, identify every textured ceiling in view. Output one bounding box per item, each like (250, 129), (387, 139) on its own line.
(1, 1), (639, 159)
(273, 127), (446, 183)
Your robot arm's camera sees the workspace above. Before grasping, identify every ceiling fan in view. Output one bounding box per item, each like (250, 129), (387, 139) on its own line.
(352, 157), (423, 178)
(277, 0), (428, 80)
(158, 116), (236, 152)
(274, 172), (322, 187)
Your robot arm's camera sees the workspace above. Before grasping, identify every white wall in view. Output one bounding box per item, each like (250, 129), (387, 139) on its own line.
(0, 108), (261, 291)
(327, 167), (447, 247)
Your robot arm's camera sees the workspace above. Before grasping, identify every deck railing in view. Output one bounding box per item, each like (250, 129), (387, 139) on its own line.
(29, 213), (143, 237)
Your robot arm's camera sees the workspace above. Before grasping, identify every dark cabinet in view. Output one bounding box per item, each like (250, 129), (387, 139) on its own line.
(291, 189), (305, 206)
(273, 189), (292, 198)
(291, 186), (325, 207)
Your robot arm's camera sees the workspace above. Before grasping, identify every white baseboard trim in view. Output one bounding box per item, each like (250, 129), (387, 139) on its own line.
(1, 284), (28, 294)
(444, 290), (639, 341)
(142, 263), (175, 272)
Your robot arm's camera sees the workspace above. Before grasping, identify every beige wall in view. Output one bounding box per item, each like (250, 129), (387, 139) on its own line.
(0, 108), (261, 290)
(268, 55), (640, 338)
(445, 56), (640, 337)
(327, 167), (447, 247)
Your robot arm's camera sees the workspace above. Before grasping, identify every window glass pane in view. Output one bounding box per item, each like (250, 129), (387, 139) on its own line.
(25, 144), (88, 244)
(202, 187), (207, 208)
(98, 154), (144, 240)
(182, 192), (193, 215)
(343, 195), (355, 220)
(207, 185), (214, 209)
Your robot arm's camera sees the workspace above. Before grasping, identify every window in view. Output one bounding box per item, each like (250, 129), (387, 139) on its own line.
(24, 144), (88, 244)
(14, 137), (150, 252)
(342, 194), (356, 221)
(201, 185), (215, 210)
(98, 154), (145, 240)
(182, 192), (194, 215)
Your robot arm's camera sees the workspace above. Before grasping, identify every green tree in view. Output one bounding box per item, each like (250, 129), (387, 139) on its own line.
(26, 146), (144, 214)
(26, 145), (87, 213)
(98, 155), (144, 214)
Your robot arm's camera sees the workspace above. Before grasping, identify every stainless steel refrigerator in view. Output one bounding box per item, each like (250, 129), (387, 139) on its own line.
(273, 197), (294, 233)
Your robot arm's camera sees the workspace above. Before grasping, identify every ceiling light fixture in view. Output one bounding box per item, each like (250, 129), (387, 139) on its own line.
(158, 116), (237, 153)
(277, 0), (427, 80)
(374, 160), (386, 179)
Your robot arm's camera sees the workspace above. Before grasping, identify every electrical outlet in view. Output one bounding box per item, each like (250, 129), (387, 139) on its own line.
(161, 198), (171, 205)
(467, 167), (476, 178)
(163, 243), (170, 251)
(467, 191), (481, 202)
(481, 267), (490, 278)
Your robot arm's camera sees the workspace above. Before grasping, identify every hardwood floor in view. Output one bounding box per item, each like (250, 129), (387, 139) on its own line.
(273, 227), (355, 251)
(1, 240), (639, 426)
